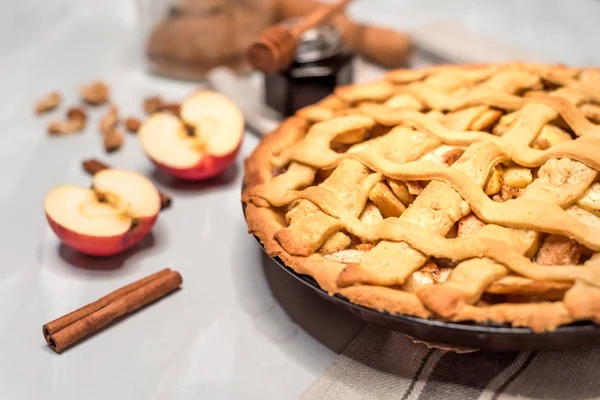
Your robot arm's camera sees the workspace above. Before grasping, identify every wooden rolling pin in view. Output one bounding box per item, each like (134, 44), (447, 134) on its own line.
(275, 0), (413, 68)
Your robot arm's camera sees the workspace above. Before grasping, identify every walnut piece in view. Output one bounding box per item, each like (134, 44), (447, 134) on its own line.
(80, 81), (110, 105)
(66, 106), (87, 122)
(103, 129), (124, 152)
(143, 96), (163, 114)
(99, 105), (120, 133)
(125, 117), (141, 133)
(47, 106), (87, 135)
(35, 91), (62, 114)
(157, 102), (181, 117)
(48, 118), (85, 135)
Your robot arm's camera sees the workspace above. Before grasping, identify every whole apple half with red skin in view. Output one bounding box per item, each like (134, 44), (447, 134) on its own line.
(44, 169), (161, 256)
(138, 90), (244, 181)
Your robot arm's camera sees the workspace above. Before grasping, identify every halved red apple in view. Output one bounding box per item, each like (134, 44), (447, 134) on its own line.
(138, 90), (244, 181)
(44, 169), (161, 256)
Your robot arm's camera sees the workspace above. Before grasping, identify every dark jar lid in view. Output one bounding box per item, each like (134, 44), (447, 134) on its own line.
(287, 19), (347, 64)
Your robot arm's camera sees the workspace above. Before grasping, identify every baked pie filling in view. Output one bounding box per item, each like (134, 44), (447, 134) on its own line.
(242, 62), (600, 332)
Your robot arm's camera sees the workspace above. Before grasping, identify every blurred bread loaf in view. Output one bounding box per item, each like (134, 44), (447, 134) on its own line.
(145, 0), (412, 80)
(146, 0), (276, 80)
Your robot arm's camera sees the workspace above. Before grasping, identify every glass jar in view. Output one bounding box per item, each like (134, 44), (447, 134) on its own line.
(264, 20), (355, 117)
(137, 0), (276, 81)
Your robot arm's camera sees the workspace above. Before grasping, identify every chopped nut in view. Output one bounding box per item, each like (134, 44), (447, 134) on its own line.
(48, 118), (85, 135)
(35, 91), (62, 114)
(157, 102), (181, 117)
(103, 129), (124, 152)
(99, 105), (120, 133)
(47, 106), (87, 135)
(80, 81), (110, 105)
(66, 106), (87, 122)
(124, 117), (141, 133)
(143, 96), (163, 114)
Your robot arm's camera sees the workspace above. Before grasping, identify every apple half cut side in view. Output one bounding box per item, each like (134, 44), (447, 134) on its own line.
(138, 90), (244, 181)
(44, 169), (161, 256)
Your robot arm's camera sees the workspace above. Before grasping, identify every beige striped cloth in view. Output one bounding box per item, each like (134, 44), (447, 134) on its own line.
(301, 325), (600, 400)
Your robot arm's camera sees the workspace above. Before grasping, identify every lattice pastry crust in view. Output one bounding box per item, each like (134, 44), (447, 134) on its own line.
(242, 62), (600, 332)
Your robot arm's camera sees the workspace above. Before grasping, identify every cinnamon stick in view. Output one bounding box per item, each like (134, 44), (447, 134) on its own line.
(43, 268), (183, 353)
(82, 158), (172, 210)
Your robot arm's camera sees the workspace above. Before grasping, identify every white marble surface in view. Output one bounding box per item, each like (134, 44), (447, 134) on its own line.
(0, 0), (599, 399)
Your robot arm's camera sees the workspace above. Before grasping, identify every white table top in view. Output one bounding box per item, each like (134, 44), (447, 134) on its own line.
(0, 0), (599, 399)
(0, 3), (366, 399)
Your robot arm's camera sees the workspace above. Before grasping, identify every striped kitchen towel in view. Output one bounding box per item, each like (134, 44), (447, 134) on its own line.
(301, 325), (600, 400)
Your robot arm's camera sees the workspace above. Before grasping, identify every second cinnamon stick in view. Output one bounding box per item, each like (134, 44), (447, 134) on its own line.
(82, 158), (172, 210)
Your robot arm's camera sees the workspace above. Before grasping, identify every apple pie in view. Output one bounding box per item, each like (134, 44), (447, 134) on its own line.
(242, 62), (600, 332)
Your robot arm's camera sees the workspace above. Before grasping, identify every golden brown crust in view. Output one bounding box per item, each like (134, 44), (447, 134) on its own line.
(242, 62), (600, 330)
